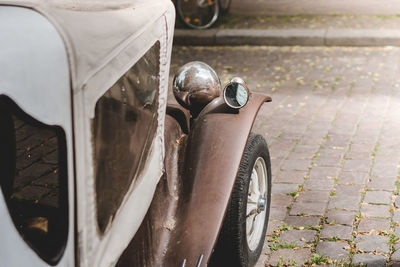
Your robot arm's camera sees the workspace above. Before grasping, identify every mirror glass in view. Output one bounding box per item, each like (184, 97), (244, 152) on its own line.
(224, 82), (249, 108)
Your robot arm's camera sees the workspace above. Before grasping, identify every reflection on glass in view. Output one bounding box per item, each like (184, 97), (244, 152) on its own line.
(93, 42), (160, 233)
(225, 83), (248, 108)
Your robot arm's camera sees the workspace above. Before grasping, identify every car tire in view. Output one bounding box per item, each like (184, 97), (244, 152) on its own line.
(210, 133), (271, 267)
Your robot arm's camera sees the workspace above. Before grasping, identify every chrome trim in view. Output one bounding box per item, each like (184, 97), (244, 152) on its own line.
(195, 254), (203, 267)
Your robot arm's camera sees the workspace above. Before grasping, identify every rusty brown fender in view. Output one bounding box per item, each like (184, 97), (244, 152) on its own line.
(164, 93), (271, 266)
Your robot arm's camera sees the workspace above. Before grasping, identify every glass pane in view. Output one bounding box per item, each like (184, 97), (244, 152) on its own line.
(93, 41), (160, 233)
(0, 96), (68, 264)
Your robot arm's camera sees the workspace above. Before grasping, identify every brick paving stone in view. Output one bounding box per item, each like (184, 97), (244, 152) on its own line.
(255, 243), (270, 267)
(281, 159), (311, 171)
(338, 171), (369, 185)
(395, 226), (400, 238)
(357, 218), (391, 233)
(346, 149), (372, 161)
(270, 207), (287, 220)
(267, 220), (283, 235)
(392, 249), (400, 262)
(361, 204), (391, 218)
(328, 195), (361, 211)
(371, 162), (399, 178)
(355, 235), (390, 253)
(285, 216), (320, 227)
(279, 229), (317, 246)
(342, 159), (371, 172)
(363, 191), (392, 205)
(295, 190), (330, 203)
(309, 166), (341, 180)
(304, 178), (335, 191)
(271, 193), (293, 208)
(316, 241), (350, 261)
(323, 135), (351, 148)
(317, 149), (345, 160)
(367, 177), (397, 191)
(335, 184), (364, 195)
(272, 183), (301, 194)
(268, 248), (312, 267)
(313, 156), (342, 167)
(290, 201), (326, 216)
(393, 210), (400, 222)
(290, 144), (320, 159)
(274, 170), (307, 183)
(395, 197), (400, 208)
(325, 210), (355, 225)
(352, 254), (387, 266)
(320, 225), (353, 240)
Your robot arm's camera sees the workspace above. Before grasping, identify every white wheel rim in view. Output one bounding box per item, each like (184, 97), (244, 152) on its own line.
(246, 157), (268, 251)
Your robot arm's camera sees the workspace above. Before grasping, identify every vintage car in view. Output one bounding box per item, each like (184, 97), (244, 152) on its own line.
(0, 0), (272, 266)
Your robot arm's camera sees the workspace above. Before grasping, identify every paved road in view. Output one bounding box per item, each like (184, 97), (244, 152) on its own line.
(230, 0), (400, 15)
(171, 45), (400, 266)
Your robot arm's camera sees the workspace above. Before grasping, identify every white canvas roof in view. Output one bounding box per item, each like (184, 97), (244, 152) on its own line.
(0, 0), (174, 92)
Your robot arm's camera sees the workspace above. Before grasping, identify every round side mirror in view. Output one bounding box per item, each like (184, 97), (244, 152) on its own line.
(223, 78), (250, 109)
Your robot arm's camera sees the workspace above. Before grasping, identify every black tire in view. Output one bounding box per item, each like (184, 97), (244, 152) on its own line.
(176, 0), (220, 29)
(210, 133), (271, 267)
(219, 0), (231, 15)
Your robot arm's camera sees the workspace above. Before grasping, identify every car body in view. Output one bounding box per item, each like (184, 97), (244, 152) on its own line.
(0, 1), (271, 266)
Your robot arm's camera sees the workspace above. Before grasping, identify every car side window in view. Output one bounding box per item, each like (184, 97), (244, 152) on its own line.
(0, 96), (69, 264)
(93, 41), (160, 233)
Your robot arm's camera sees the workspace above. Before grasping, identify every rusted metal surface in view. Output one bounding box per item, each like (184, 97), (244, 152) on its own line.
(116, 114), (186, 267)
(166, 104), (191, 134)
(117, 93), (270, 266)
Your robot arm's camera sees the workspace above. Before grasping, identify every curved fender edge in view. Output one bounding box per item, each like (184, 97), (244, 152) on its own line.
(164, 93), (271, 266)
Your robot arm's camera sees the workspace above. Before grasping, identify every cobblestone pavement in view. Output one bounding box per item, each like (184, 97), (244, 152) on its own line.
(171, 46), (400, 266)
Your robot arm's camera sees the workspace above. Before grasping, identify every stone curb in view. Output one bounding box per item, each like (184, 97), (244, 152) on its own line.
(174, 29), (400, 46)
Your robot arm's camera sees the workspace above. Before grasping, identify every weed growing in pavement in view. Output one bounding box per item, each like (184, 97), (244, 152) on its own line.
(270, 242), (298, 251)
(306, 253), (330, 265)
(279, 223), (293, 231)
(326, 236), (341, 241)
(276, 256), (296, 267)
(288, 191), (299, 198)
(381, 230), (399, 245)
(308, 225), (324, 231)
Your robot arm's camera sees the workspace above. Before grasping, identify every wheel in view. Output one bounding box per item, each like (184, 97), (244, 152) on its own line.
(176, 0), (220, 29)
(210, 133), (271, 267)
(219, 0), (231, 15)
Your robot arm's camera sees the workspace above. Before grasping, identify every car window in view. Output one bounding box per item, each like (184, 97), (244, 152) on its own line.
(93, 41), (160, 233)
(0, 96), (69, 264)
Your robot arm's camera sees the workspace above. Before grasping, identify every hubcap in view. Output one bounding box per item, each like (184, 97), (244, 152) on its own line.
(246, 157), (268, 251)
(257, 194), (266, 213)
